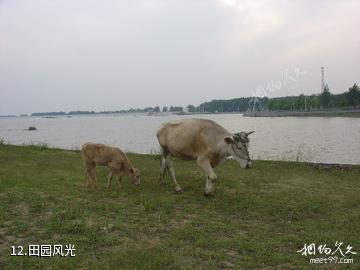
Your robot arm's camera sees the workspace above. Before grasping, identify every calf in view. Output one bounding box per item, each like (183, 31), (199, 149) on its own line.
(81, 143), (140, 190)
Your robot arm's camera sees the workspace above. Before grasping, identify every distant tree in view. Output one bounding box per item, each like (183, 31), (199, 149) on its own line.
(295, 94), (305, 110)
(67, 111), (95, 115)
(308, 95), (320, 109)
(319, 84), (331, 108)
(338, 94), (349, 107)
(143, 107), (150, 112)
(348, 83), (360, 107)
(198, 97), (266, 112)
(187, 104), (196, 113)
(31, 111), (66, 116)
(170, 106), (183, 112)
(162, 106), (168, 112)
(153, 106), (160, 112)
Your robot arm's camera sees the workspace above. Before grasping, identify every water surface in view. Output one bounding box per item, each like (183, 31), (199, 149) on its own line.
(0, 114), (359, 164)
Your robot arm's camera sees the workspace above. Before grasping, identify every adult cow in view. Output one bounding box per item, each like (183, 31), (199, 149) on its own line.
(156, 118), (254, 196)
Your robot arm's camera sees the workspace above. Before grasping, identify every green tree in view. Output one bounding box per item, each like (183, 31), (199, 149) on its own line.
(308, 95), (320, 109)
(170, 106), (183, 112)
(320, 84), (331, 108)
(187, 104), (196, 113)
(295, 94), (306, 111)
(347, 83), (360, 107)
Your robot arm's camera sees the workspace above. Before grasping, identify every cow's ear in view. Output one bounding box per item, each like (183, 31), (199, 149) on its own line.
(224, 136), (234, 144)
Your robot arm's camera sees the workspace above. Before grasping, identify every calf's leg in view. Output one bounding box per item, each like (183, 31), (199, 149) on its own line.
(88, 165), (98, 189)
(106, 170), (114, 190)
(117, 175), (123, 190)
(84, 162), (94, 187)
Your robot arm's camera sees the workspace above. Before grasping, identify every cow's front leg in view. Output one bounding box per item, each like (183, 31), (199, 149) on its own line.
(197, 159), (217, 196)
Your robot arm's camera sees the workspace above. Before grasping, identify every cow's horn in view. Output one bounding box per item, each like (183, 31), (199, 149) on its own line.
(246, 131), (255, 136)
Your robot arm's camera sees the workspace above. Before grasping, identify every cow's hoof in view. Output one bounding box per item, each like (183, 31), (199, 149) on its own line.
(175, 186), (183, 193)
(203, 191), (214, 197)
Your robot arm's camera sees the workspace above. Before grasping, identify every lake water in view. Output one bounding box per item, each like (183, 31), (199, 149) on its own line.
(0, 114), (359, 164)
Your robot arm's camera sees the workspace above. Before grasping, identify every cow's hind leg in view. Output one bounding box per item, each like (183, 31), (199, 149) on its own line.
(160, 148), (172, 184)
(166, 155), (182, 193)
(197, 158), (218, 196)
(159, 151), (168, 184)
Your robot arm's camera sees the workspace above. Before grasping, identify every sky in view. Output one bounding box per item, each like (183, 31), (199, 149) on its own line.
(0, 0), (359, 115)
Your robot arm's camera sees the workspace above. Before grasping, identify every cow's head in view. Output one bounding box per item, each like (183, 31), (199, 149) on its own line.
(224, 131), (254, 169)
(128, 167), (141, 185)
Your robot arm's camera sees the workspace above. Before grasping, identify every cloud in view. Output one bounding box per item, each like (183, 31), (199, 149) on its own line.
(0, 0), (359, 114)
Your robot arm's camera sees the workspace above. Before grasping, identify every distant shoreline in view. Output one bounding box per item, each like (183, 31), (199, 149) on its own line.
(2, 110), (360, 118)
(243, 110), (360, 117)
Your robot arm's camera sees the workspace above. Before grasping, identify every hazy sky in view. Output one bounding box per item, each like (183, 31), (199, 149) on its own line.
(1, 0), (359, 115)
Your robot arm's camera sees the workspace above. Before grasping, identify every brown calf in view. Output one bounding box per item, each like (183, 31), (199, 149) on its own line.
(81, 143), (140, 190)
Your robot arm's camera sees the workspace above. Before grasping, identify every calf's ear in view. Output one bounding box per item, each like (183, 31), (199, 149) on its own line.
(224, 137), (234, 144)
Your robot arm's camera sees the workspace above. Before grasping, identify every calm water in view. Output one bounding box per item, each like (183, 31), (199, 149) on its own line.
(0, 114), (359, 164)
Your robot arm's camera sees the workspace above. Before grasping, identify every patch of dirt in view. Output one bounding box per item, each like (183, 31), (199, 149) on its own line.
(0, 228), (27, 260)
(308, 162), (353, 171)
(15, 203), (30, 217)
(221, 261), (235, 269)
(145, 236), (162, 248)
(226, 249), (238, 257)
(170, 214), (196, 229)
(223, 187), (237, 194)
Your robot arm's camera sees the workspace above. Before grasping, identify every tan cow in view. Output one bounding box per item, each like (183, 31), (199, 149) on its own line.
(156, 118), (254, 196)
(81, 143), (140, 190)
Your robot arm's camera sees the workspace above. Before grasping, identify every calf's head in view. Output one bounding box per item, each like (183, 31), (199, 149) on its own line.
(224, 131), (254, 169)
(128, 167), (141, 185)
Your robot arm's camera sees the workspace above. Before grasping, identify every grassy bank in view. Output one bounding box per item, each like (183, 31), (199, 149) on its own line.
(0, 144), (359, 269)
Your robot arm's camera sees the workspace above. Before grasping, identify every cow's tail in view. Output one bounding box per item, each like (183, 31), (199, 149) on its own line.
(160, 148), (170, 176)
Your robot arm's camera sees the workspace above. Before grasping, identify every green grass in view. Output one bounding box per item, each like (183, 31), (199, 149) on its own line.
(0, 144), (359, 269)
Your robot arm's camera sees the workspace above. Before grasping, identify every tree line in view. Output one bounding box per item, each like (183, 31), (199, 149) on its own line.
(268, 84), (359, 111)
(30, 83), (359, 116)
(195, 83), (359, 112)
